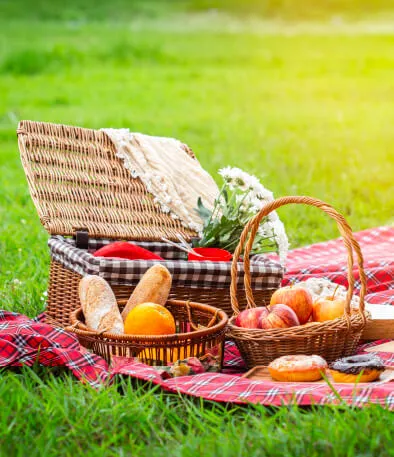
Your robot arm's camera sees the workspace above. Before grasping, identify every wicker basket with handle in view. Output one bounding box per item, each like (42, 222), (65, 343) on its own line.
(66, 299), (228, 366)
(17, 120), (282, 326)
(227, 196), (370, 368)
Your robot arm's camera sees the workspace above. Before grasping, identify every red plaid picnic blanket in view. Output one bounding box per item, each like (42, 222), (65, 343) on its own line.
(1, 226), (393, 407)
(1, 310), (392, 408)
(0, 311), (108, 387)
(283, 226), (394, 303)
(112, 341), (394, 409)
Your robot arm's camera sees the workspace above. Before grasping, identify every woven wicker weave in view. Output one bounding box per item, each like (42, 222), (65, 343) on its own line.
(67, 299), (228, 366)
(17, 120), (197, 241)
(227, 196), (370, 368)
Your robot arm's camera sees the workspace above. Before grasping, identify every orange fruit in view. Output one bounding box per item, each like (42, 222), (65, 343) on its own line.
(124, 302), (176, 335)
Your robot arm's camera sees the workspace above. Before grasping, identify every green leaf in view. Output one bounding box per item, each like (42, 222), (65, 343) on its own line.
(195, 197), (212, 221)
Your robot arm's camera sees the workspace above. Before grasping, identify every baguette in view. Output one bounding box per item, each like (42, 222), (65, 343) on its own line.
(121, 264), (172, 320)
(79, 275), (124, 334)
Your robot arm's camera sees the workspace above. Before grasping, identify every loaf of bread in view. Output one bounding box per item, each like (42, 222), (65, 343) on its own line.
(121, 264), (172, 320)
(79, 275), (124, 334)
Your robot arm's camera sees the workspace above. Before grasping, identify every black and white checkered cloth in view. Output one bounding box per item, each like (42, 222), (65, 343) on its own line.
(48, 236), (284, 290)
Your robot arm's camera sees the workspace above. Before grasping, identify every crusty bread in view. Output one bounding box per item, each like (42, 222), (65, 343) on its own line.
(121, 264), (172, 320)
(79, 275), (124, 334)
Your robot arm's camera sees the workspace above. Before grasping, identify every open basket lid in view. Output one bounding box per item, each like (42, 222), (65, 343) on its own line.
(17, 120), (198, 241)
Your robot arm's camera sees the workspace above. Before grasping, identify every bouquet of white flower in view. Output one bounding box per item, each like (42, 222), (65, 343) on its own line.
(195, 167), (288, 263)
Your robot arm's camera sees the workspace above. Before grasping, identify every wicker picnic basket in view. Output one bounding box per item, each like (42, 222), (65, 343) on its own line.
(227, 196), (370, 368)
(17, 120), (283, 327)
(67, 299), (228, 366)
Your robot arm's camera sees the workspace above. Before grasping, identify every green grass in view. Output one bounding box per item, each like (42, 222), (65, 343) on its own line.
(0, 1), (394, 455)
(0, 368), (393, 457)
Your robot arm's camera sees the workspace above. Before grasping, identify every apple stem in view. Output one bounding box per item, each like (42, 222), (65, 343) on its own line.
(332, 284), (340, 300)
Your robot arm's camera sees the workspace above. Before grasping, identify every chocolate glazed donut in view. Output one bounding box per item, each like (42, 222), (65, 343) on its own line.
(331, 354), (385, 374)
(330, 354), (385, 383)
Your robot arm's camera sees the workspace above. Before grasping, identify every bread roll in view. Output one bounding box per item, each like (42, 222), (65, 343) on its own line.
(79, 275), (124, 334)
(121, 264), (172, 320)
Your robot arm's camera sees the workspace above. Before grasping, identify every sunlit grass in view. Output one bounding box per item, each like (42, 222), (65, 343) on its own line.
(0, 367), (393, 457)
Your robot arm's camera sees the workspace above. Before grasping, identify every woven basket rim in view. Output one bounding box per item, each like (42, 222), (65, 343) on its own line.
(68, 299), (228, 342)
(227, 311), (371, 341)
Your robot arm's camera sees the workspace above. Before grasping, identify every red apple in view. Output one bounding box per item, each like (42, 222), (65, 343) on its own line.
(258, 304), (300, 329)
(235, 307), (269, 329)
(270, 285), (313, 324)
(312, 296), (346, 322)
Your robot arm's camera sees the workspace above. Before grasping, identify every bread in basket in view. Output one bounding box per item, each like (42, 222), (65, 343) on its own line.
(67, 299), (228, 366)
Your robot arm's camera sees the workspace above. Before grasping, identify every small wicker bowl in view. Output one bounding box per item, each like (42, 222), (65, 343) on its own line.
(67, 299), (228, 366)
(227, 196), (371, 368)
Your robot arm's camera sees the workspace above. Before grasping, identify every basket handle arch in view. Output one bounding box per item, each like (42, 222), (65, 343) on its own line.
(230, 196), (367, 326)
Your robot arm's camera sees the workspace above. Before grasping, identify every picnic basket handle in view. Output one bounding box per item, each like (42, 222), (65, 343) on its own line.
(230, 196), (367, 325)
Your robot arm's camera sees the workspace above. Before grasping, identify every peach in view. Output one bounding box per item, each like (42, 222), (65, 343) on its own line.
(270, 286), (313, 324)
(235, 307), (269, 329)
(258, 304), (300, 329)
(312, 296), (346, 322)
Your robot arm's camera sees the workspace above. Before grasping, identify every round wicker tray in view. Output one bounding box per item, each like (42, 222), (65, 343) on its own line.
(67, 299), (228, 366)
(227, 195), (370, 368)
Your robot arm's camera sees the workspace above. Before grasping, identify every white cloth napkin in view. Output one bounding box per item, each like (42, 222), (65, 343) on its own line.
(103, 128), (218, 233)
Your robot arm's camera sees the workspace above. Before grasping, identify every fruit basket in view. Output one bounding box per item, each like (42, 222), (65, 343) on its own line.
(227, 196), (370, 368)
(17, 120), (283, 326)
(67, 299), (228, 365)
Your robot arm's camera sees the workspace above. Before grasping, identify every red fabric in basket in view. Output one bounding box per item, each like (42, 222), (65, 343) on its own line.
(0, 226), (392, 407)
(93, 241), (164, 261)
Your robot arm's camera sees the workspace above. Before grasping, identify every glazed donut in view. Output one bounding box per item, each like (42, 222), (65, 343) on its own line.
(268, 355), (328, 382)
(330, 354), (385, 383)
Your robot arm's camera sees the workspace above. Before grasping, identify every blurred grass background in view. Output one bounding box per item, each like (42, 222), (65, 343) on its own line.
(2, 0), (394, 20)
